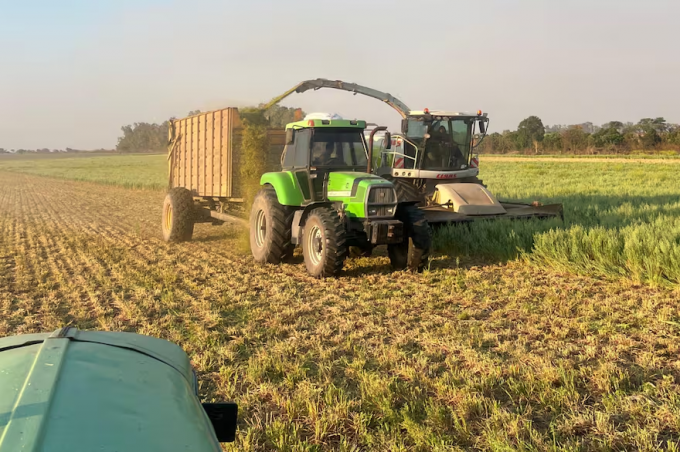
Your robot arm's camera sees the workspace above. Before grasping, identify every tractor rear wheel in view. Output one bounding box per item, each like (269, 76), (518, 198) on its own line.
(162, 187), (195, 242)
(388, 205), (431, 272)
(302, 207), (347, 277)
(250, 187), (295, 264)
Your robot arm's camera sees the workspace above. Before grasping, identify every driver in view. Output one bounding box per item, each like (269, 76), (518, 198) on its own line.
(437, 126), (450, 142)
(313, 141), (338, 166)
(424, 125), (448, 168)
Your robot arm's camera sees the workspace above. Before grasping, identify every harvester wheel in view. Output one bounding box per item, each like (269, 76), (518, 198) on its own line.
(388, 205), (432, 272)
(302, 207), (347, 277)
(162, 187), (195, 242)
(250, 187), (295, 264)
(389, 178), (427, 206)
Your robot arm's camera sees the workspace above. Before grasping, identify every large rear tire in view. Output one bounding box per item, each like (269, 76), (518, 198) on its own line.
(302, 207), (347, 277)
(386, 177), (427, 206)
(162, 187), (195, 242)
(388, 205), (431, 272)
(250, 187), (295, 264)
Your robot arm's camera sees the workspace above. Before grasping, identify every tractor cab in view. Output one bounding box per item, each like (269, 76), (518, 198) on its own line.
(281, 117), (371, 203)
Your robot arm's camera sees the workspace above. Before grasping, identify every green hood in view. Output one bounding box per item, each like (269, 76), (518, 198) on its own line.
(326, 172), (392, 198)
(0, 328), (222, 452)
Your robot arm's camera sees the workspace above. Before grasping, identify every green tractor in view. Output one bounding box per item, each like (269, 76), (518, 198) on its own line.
(249, 117), (431, 277)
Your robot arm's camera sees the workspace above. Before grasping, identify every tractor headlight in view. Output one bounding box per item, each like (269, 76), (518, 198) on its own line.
(368, 207), (378, 216)
(386, 206), (395, 215)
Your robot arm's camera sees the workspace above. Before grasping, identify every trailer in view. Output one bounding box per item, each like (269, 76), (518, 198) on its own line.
(164, 108), (283, 237)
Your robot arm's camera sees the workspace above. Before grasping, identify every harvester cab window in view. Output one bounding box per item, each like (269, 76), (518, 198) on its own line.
(421, 118), (472, 170)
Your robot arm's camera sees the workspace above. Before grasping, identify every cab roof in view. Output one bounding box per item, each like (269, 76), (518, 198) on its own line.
(409, 110), (486, 118)
(286, 119), (367, 130)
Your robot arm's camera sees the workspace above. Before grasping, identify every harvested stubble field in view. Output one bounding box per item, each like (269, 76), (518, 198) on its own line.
(1, 155), (680, 451)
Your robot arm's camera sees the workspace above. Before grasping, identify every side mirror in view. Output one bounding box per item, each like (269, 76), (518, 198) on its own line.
(479, 120), (486, 135)
(401, 119), (408, 134)
(285, 129), (295, 145)
(384, 132), (392, 150)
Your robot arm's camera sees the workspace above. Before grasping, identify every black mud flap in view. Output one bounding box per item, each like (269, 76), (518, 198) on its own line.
(202, 402), (238, 442)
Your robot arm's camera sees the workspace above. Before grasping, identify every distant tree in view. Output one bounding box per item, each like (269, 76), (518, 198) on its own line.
(116, 121), (170, 153)
(668, 129), (680, 146)
(638, 117), (669, 133)
(602, 121), (624, 132)
(542, 133), (563, 152)
(479, 132), (512, 154)
(640, 128), (662, 149)
(187, 110), (201, 116)
(578, 122), (599, 134)
(561, 127), (589, 152)
(590, 126), (624, 149)
(517, 116), (545, 150)
(0, 148), (7, 154)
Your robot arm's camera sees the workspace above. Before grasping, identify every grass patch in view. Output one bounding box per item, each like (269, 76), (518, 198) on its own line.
(0, 154), (167, 189)
(434, 161), (680, 285)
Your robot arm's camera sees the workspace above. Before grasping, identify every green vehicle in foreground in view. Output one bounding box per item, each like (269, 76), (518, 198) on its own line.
(250, 118), (431, 277)
(0, 327), (237, 451)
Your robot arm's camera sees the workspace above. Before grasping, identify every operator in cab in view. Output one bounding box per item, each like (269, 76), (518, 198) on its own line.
(312, 141), (341, 166)
(424, 124), (465, 169)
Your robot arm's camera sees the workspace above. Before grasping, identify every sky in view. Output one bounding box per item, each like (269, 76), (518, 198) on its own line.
(0, 0), (678, 150)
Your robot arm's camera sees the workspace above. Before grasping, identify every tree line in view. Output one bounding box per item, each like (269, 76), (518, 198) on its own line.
(478, 116), (680, 154)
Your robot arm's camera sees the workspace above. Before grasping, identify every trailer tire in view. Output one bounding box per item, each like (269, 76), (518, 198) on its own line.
(250, 187), (295, 264)
(388, 205), (431, 272)
(162, 187), (195, 242)
(302, 207), (347, 277)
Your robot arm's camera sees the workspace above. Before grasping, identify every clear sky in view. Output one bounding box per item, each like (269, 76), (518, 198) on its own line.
(0, 0), (678, 150)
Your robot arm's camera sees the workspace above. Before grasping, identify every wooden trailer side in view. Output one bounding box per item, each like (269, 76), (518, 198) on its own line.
(168, 108), (285, 200)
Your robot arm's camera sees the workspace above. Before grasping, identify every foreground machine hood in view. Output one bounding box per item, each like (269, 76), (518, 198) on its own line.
(0, 327), (236, 452)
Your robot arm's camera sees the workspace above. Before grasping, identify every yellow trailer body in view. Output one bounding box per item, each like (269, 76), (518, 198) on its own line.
(168, 108), (285, 200)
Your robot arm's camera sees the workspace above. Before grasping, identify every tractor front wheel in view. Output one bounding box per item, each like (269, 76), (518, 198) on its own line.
(162, 187), (195, 242)
(302, 208), (347, 277)
(388, 205), (431, 272)
(249, 187), (295, 264)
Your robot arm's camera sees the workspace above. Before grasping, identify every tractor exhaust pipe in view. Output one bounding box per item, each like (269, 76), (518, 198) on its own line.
(367, 126), (390, 174)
